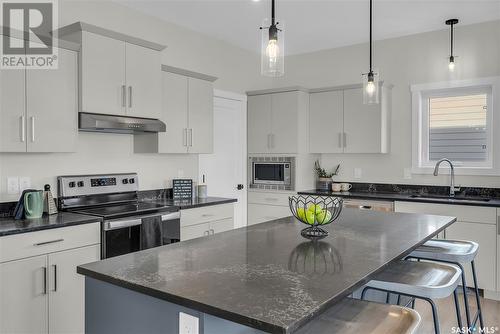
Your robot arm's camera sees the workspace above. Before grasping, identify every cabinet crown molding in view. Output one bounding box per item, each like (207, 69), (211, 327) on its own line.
(161, 65), (217, 82)
(57, 22), (166, 51)
(0, 26), (80, 52)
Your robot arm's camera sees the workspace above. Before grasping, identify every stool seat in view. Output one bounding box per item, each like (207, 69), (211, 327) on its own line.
(296, 299), (420, 334)
(366, 261), (461, 299)
(410, 239), (478, 263)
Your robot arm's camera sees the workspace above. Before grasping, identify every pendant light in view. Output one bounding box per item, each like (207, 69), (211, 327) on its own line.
(446, 19), (459, 72)
(260, 0), (284, 77)
(362, 0), (379, 104)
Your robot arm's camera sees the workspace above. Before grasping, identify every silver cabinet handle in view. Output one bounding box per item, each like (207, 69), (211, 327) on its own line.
(201, 213), (215, 217)
(497, 216), (500, 235)
(52, 264), (57, 292)
(210, 229), (215, 235)
(20, 115), (26, 142)
(188, 128), (193, 147)
(265, 197), (279, 202)
(121, 85), (126, 107)
(183, 128), (187, 147)
(30, 116), (35, 142)
(128, 86), (132, 108)
(271, 134), (275, 149)
(42, 266), (47, 295)
(33, 238), (64, 246)
(203, 230), (210, 236)
(343, 132), (347, 148)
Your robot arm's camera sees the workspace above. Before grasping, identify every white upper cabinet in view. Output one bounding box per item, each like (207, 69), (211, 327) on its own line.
(125, 43), (162, 119)
(308, 84), (391, 154)
(58, 22), (165, 119)
(0, 35), (78, 153)
(309, 90), (343, 153)
(134, 67), (216, 154)
(188, 77), (214, 153)
(80, 32), (126, 116)
(247, 90), (309, 154)
(26, 47), (78, 153)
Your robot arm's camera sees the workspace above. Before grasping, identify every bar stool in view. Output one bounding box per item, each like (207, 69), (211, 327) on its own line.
(408, 239), (484, 331)
(360, 260), (462, 334)
(295, 298), (421, 334)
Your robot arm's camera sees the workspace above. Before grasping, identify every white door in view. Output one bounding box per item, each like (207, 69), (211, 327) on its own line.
(309, 91), (344, 153)
(158, 71), (188, 153)
(0, 36), (26, 152)
(81, 32), (126, 115)
(199, 92), (247, 228)
(125, 43), (162, 119)
(270, 91), (299, 153)
(188, 77), (214, 154)
(247, 94), (272, 153)
(26, 46), (78, 152)
(48, 244), (100, 334)
(343, 88), (382, 153)
(0, 255), (48, 334)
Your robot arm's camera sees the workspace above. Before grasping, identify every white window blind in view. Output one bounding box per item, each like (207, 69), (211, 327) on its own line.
(429, 94), (488, 162)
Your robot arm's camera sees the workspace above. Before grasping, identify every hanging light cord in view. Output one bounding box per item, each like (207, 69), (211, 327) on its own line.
(450, 21), (454, 57)
(271, 0), (275, 26)
(369, 0), (373, 74)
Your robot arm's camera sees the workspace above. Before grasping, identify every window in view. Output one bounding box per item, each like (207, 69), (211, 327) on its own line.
(412, 78), (500, 175)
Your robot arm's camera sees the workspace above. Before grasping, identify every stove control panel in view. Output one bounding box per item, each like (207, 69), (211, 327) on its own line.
(58, 173), (138, 197)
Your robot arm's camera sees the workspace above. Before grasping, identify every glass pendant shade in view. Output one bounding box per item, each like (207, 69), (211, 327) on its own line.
(362, 71), (379, 104)
(261, 18), (284, 77)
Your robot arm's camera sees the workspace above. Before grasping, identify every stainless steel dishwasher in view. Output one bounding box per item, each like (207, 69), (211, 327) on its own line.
(342, 198), (394, 212)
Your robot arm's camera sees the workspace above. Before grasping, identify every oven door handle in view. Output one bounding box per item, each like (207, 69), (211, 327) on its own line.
(161, 212), (181, 221)
(104, 218), (142, 231)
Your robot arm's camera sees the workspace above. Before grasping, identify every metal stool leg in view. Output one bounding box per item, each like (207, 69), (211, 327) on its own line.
(423, 297), (440, 334)
(471, 260), (485, 329)
(385, 292), (391, 304)
(453, 288), (463, 330)
(457, 263), (472, 329)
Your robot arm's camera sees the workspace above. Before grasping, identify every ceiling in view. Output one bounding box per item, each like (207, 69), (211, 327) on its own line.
(118, 0), (500, 55)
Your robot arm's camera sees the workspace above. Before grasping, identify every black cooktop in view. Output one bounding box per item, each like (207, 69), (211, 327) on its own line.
(71, 202), (178, 220)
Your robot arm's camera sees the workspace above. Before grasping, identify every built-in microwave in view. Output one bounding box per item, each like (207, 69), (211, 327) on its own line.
(249, 157), (295, 190)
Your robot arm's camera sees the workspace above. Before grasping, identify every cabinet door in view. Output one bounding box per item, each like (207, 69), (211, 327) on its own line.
(0, 255), (48, 334)
(210, 218), (233, 235)
(343, 88), (383, 153)
(247, 94), (272, 153)
(188, 77), (214, 153)
(270, 92), (299, 153)
(445, 221), (497, 291)
(0, 36), (26, 152)
(181, 223), (209, 241)
(247, 203), (291, 226)
(26, 47), (77, 152)
(158, 71), (188, 153)
(309, 91), (344, 153)
(48, 244), (100, 334)
(81, 32), (126, 115)
(125, 43), (162, 119)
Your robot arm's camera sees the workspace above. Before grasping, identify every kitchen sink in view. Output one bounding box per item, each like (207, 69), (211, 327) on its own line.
(408, 194), (491, 202)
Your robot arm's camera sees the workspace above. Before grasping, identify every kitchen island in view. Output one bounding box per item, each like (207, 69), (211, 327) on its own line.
(78, 208), (455, 334)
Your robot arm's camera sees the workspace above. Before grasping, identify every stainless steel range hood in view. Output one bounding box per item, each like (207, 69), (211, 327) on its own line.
(79, 112), (166, 134)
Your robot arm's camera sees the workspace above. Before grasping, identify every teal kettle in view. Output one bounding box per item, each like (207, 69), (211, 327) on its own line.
(24, 190), (44, 219)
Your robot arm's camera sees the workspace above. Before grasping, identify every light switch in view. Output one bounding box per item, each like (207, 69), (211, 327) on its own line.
(354, 168), (362, 179)
(7, 177), (19, 195)
(19, 177), (31, 191)
(179, 312), (199, 334)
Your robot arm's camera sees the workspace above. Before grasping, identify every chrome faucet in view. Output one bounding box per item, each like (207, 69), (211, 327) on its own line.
(433, 158), (460, 197)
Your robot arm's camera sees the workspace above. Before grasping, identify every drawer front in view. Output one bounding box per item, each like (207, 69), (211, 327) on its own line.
(248, 203), (291, 226)
(181, 223), (209, 241)
(181, 204), (234, 227)
(248, 191), (295, 206)
(394, 201), (496, 224)
(210, 218), (234, 235)
(0, 222), (100, 263)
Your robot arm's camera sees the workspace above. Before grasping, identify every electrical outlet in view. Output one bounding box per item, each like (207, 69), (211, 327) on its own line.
(7, 177), (19, 195)
(403, 168), (412, 180)
(354, 168), (362, 179)
(19, 177), (31, 191)
(179, 312), (199, 334)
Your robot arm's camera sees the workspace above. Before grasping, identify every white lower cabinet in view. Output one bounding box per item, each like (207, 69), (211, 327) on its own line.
(180, 204), (234, 241)
(394, 201), (497, 294)
(0, 223), (100, 334)
(247, 191), (294, 226)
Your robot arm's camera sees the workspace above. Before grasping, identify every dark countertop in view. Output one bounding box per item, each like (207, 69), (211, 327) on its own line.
(298, 190), (500, 207)
(146, 196), (237, 210)
(77, 208), (455, 334)
(0, 212), (101, 237)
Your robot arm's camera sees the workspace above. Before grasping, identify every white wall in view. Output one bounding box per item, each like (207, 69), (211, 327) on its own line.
(0, 0), (267, 202)
(264, 20), (500, 188)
